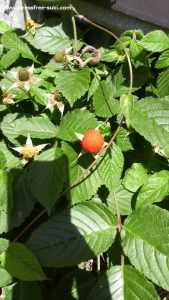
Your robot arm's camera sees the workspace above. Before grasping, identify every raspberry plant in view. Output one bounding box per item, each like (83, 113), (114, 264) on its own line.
(0, 7), (169, 299)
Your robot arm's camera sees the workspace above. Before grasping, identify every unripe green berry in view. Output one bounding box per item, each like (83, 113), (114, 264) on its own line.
(18, 68), (30, 81)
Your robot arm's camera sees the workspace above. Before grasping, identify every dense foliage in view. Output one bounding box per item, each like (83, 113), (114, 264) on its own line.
(0, 10), (169, 299)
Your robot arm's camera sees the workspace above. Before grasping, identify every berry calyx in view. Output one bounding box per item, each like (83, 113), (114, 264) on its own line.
(21, 145), (36, 160)
(81, 129), (104, 154)
(18, 68), (30, 81)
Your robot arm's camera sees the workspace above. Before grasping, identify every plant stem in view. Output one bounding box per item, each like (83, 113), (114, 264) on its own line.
(70, 5), (133, 95)
(113, 190), (122, 232)
(71, 14), (78, 56)
(12, 208), (47, 243)
(97, 255), (101, 275)
(22, 0), (27, 29)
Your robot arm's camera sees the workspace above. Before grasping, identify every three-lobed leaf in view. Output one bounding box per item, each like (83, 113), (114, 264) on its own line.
(1, 31), (38, 62)
(57, 109), (98, 142)
(55, 68), (90, 106)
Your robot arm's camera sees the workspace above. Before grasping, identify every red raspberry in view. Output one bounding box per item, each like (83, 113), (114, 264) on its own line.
(81, 129), (104, 154)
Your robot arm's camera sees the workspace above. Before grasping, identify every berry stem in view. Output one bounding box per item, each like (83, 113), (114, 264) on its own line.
(71, 13), (78, 56)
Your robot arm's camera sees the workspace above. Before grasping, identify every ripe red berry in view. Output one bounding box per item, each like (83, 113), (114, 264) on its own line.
(81, 129), (104, 154)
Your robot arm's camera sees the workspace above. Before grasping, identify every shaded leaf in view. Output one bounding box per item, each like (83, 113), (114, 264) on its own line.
(0, 243), (46, 281)
(27, 201), (117, 267)
(157, 68), (169, 97)
(88, 265), (159, 300)
(155, 50), (169, 69)
(29, 148), (66, 212)
(51, 269), (95, 300)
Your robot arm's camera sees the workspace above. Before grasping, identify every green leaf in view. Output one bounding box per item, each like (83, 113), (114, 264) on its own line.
(69, 154), (101, 205)
(0, 267), (12, 287)
(10, 170), (36, 228)
(88, 265), (159, 300)
(55, 68), (90, 106)
(93, 181), (133, 215)
(0, 238), (9, 253)
(27, 201), (117, 267)
(29, 85), (48, 106)
(130, 97), (169, 156)
(62, 142), (101, 205)
(129, 39), (145, 59)
(98, 143), (124, 190)
(140, 30), (169, 52)
(93, 81), (120, 117)
(87, 75), (100, 100)
(122, 205), (169, 291)
(32, 25), (71, 55)
(0, 150), (7, 169)
(0, 141), (20, 168)
(51, 269), (95, 300)
(1, 284), (16, 300)
(57, 109), (98, 142)
(136, 171), (169, 208)
(0, 243), (46, 281)
(122, 163), (148, 192)
(101, 49), (125, 62)
(157, 69), (169, 97)
(110, 67), (129, 97)
(0, 45), (3, 58)
(0, 172), (13, 234)
(0, 170), (12, 208)
(120, 94), (134, 127)
(1, 31), (38, 62)
(28, 148), (66, 212)
(155, 50), (169, 69)
(1, 114), (57, 142)
(116, 128), (134, 152)
(0, 49), (19, 69)
(0, 21), (11, 34)
(10, 281), (43, 300)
